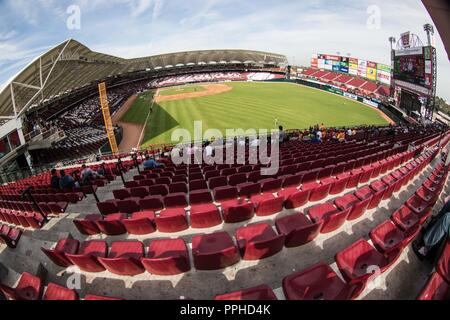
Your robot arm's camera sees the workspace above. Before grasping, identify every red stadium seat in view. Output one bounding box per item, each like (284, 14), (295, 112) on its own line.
(130, 186), (149, 199)
(335, 239), (401, 283)
(97, 201), (118, 215)
(95, 213), (127, 235)
(41, 238), (80, 268)
(113, 189), (131, 200)
(238, 182), (262, 198)
(121, 211), (156, 235)
(275, 213), (323, 247)
(156, 208), (189, 233)
(406, 195), (432, 216)
(278, 188), (310, 209)
(392, 205), (421, 232)
(141, 238), (190, 275)
(43, 283), (78, 300)
(189, 189), (213, 205)
(283, 263), (364, 300)
(0, 272), (42, 300)
(214, 285), (277, 300)
(415, 187), (439, 205)
(139, 196), (164, 211)
(116, 199), (140, 214)
(235, 223), (285, 260)
(214, 186), (238, 202)
(169, 182), (188, 194)
(251, 194), (284, 216)
(192, 231), (240, 270)
(221, 200), (255, 223)
(369, 220), (419, 253)
(308, 203), (350, 233)
(190, 204), (222, 228)
(98, 241), (145, 276)
(73, 214), (103, 235)
(65, 240), (108, 273)
(417, 272), (450, 300)
(164, 193), (188, 208)
(437, 240), (450, 283)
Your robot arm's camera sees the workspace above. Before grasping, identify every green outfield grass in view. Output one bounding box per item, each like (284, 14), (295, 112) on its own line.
(121, 90), (155, 123)
(159, 85), (206, 96)
(121, 82), (389, 148)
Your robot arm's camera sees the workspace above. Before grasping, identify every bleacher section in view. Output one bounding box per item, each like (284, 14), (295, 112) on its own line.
(0, 124), (448, 300)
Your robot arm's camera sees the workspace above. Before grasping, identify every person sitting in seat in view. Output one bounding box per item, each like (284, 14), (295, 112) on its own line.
(143, 155), (165, 170)
(50, 169), (60, 190)
(413, 196), (450, 259)
(81, 164), (100, 185)
(60, 170), (75, 189)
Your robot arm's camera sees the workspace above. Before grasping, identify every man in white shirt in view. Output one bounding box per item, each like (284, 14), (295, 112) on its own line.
(346, 128), (353, 136)
(205, 142), (213, 157)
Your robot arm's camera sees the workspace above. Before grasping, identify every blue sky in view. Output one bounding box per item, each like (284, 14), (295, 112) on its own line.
(0, 0), (449, 100)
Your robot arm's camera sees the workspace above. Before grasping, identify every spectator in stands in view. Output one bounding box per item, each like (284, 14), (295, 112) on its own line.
(81, 164), (101, 185)
(316, 130), (323, 142)
(60, 170), (75, 189)
(143, 155), (165, 170)
(337, 130), (346, 142)
(97, 163), (106, 176)
(71, 171), (81, 188)
(50, 169), (60, 190)
(204, 141), (213, 157)
(346, 128), (353, 137)
(413, 197), (450, 259)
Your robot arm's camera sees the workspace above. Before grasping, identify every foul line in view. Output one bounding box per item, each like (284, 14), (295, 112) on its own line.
(137, 89), (159, 149)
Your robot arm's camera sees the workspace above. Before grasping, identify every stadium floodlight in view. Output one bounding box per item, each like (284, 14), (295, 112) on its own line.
(423, 23), (434, 46)
(388, 37), (396, 50)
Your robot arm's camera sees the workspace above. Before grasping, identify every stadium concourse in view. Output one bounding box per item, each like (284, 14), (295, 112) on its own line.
(0, 124), (450, 300)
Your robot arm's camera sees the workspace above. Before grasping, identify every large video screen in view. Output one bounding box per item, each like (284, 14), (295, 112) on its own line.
(393, 54), (426, 87)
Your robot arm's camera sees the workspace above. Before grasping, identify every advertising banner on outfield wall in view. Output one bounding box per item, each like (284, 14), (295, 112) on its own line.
(377, 70), (391, 85)
(367, 67), (377, 81)
(363, 98), (379, 108)
(318, 59), (325, 69)
(344, 92), (359, 100)
(358, 60), (367, 78)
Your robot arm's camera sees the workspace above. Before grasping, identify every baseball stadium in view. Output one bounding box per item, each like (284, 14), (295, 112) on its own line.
(0, 0), (449, 307)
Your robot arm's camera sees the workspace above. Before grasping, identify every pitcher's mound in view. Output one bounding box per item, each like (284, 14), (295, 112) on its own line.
(155, 84), (232, 103)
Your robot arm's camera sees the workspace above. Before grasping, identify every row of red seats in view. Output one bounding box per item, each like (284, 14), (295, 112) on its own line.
(214, 159), (449, 300)
(0, 224), (22, 248)
(0, 200), (68, 215)
(0, 209), (45, 229)
(47, 150), (437, 280)
(0, 272), (122, 300)
(0, 192), (84, 204)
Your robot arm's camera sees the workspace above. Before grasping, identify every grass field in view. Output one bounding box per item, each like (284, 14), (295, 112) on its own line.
(159, 85), (206, 96)
(120, 90), (155, 123)
(121, 82), (389, 148)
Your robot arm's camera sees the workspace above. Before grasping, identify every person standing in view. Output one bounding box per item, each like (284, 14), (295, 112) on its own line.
(50, 169), (60, 190)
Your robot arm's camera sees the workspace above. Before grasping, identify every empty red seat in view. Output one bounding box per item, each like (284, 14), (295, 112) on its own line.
(309, 182), (332, 202)
(130, 186), (149, 198)
(221, 200), (255, 223)
(0, 272), (42, 300)
(208, 176), (228, 190)
(308, 203), (350, 233)
(73, 214), (103, 235)
(214, 186), (238, 202)
(251, 194), (284, 216)
(417, 272), (450, 300)
(229, 173), (247, 186)
(370, 220), (419, 253)
(415, 187), (439, 205)
(113, 189), (131, 200)
(238, 182), (262, 198)
(214, 285), (277, 300)
(275, 213), (323, 247)
(169, 182), (188, 194)
(139, 196), (164, 211)
(0, 226), (22, 248)
(121, 211), (156, 235)
(116, 199), (140, 214)
(65, 240), (108, 273)
(98, 241), (145, 276)
(141, 238), (190, 275)
(164, 193), (188, 208)
(392, 205), (421, 232)
(189, 189), (213, 205)
(156, 208), (189, 233)
(336, 239), (401, 283)
(334, 193), (368, 221)
(437, 240), (450, 283)
(95, 213), (127, 235)
(97, 201), (118, 215)
(149, 184), (169, 196)
(406, 194), (432, 215)
(346, 171), (362, 189)
(41, 238), (79, 268)
(43, 283), (78, 300)
(192, 231), (240, 270)
(279, 188), (310, 209)
(354, 186), (374, 201)
(190, 204), (222, 228)
(189, 179), (208, 191)
(283, 263), (364, 300)
(260, 178), (283, 193)
(236, 223), (285, 260)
